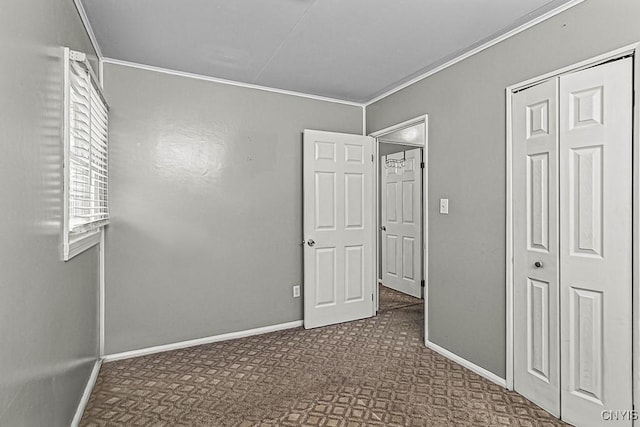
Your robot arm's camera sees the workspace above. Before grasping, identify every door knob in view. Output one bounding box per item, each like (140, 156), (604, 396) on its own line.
(380, 226), (386, 231)
(307, 239), (315, 247)
(534, 261), (543, 268)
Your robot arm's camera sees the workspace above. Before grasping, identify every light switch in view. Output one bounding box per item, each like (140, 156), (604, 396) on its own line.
(439, 198), (449, 214)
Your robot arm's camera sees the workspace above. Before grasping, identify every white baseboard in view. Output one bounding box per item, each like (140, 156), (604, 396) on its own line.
(102, 320), (304, 363)
(71, 359), (102, 427)
(426, 340), (507, 388)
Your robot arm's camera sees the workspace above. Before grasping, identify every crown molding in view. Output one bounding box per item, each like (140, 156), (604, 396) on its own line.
(73, 0), (102, 58)
(364, 0), (586, 106)
(101, 58), (365, 107)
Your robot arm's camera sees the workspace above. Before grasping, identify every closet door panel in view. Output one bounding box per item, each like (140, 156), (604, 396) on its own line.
(512, 78), (560, 416)
(559, 57), (633, 427)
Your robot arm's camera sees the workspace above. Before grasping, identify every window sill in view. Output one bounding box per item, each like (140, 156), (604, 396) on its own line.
(63, 230), (101, 261)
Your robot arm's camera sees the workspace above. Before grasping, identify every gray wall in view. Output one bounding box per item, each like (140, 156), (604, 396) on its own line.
(366, 0), (640, 378)
(0, 1), (100, 426)
(103, 63), (362, 354)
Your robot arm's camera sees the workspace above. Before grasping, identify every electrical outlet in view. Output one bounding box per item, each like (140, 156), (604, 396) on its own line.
(439, 198), (449, 214)
(293, 285), (301, 298)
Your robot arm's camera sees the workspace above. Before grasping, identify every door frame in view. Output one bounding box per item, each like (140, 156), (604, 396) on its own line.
(505, 42), (640, 413)
(370, 115), (428, 334)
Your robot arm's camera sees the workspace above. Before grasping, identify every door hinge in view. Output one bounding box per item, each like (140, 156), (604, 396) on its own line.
(372, 154), (374, 162)
(420, 161), (425, 169)
(372, 293), (374, 301)
(421, 279), (425, 288)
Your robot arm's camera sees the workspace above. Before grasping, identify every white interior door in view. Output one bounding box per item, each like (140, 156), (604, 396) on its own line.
(512, 57), (633, 425)
(381, 149), (422, 298)
(559, 58), (633, 427)
(303, 130), (374, 329)
(512, 78), (561, 416)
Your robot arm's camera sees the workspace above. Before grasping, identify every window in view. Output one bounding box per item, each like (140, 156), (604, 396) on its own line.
(62, 48), (110, 260)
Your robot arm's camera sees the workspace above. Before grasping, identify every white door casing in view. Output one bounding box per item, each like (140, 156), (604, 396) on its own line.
(381, 148), (422, 298)
(303, 130), (374, 329)
(559, 58), (633, 427)
(512, 78), (561, 416)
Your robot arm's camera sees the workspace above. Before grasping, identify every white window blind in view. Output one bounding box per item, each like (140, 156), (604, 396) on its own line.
(63, 48), (109, 259)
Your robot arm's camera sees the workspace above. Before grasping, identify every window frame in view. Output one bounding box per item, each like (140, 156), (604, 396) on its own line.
(62, 47), (110, 261)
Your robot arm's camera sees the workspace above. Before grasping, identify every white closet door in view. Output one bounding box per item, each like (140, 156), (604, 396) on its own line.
(559, 58), (633, 426)
(512, 78), (560, 416)
(303, 130), (374, 329)
(381, 148), (422, 298)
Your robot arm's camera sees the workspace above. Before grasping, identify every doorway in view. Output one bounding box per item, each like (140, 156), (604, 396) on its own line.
(370, 116), (428, 317)
(506, 45), (640, 426)
(301, 116), (428, 332)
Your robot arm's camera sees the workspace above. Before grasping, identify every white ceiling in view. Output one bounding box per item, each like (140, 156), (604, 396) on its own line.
(81, 0), (575, 103)
(380, 123), (425, 145)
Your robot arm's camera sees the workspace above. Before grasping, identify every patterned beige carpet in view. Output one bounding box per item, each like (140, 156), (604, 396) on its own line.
(378, 285), (422, 312)
(81, 287), (565, 426)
